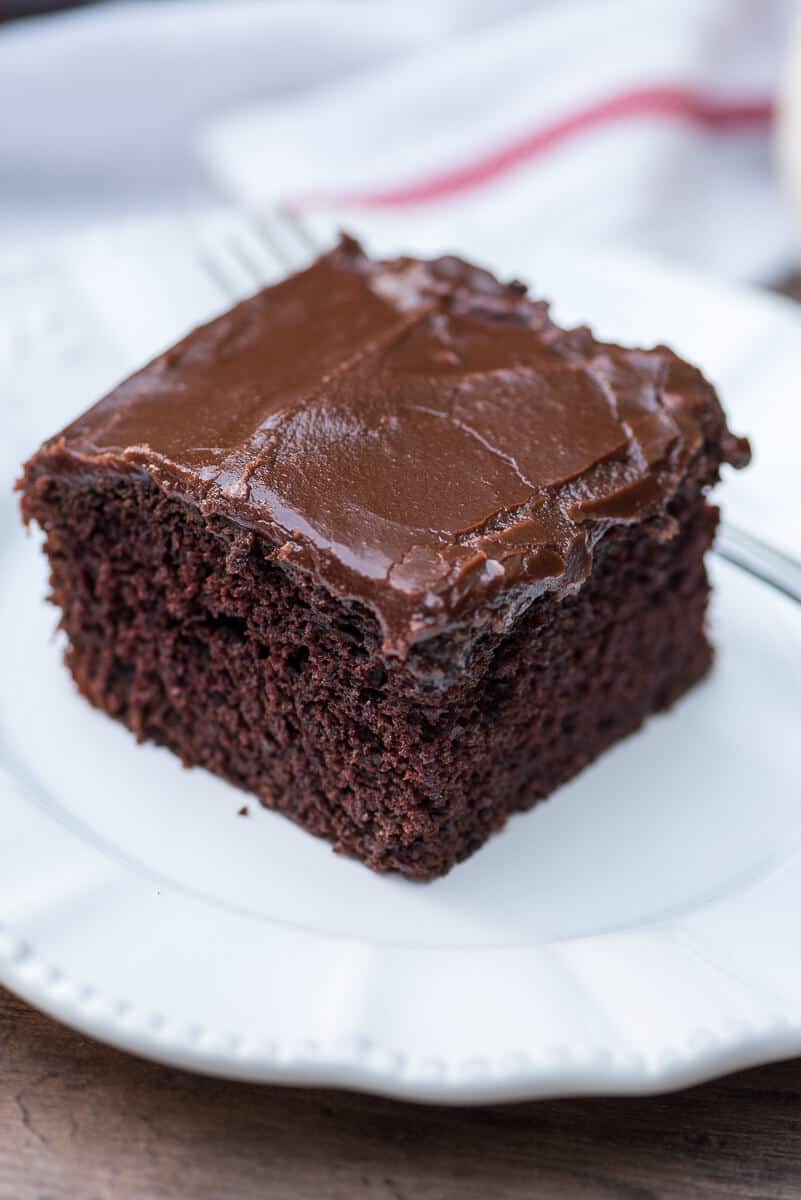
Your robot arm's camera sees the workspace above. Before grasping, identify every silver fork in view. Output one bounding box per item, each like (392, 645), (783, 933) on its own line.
(196, 207), (801, 606)
(194, 207), (319, 302)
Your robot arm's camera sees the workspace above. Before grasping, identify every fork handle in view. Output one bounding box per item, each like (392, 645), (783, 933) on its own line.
(715, 522), (801, 605)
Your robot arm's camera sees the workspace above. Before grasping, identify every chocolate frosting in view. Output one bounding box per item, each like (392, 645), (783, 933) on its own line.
(27, 236), (750, 653)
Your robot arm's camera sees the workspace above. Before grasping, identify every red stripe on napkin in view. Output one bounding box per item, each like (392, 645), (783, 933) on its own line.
(293, 86), (774, 211)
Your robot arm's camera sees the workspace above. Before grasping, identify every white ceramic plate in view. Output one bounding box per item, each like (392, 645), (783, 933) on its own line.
(2, 218), (801, 1103)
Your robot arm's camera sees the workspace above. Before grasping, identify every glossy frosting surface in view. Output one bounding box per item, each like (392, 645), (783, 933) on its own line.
(35, 237), (749, 650)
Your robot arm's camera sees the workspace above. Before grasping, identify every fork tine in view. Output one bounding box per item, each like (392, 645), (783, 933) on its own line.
(193, 209), (320, 310)
(194, 244), (242, 303)
(194, 212), (285, 302)
(248, 213), (299, 273)
(225, 227), (278, 288)
(250, 209), (317, 274)
(276, 206), (322, 255)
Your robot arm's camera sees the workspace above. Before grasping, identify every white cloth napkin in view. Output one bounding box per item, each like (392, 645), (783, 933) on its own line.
(0, 0), (532, 244)
(200, 0), (799, 283)
(0, 0), (798, 282)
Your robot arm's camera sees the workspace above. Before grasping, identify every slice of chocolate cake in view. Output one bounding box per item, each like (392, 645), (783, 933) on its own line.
(17, 237), (749, 880)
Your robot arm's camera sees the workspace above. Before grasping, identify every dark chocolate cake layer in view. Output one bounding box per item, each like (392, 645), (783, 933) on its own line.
(18, 239), (750, 878)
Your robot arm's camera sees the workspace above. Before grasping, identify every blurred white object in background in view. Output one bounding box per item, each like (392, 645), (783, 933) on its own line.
(778, 8), (801, 239)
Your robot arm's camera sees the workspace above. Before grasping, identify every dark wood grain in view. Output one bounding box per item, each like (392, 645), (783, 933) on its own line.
(4, 986), (801, 1200)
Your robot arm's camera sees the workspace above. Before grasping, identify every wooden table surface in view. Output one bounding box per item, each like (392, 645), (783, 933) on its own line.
(4, 986), (801, 1200)
(4, 275), (801, 1200)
